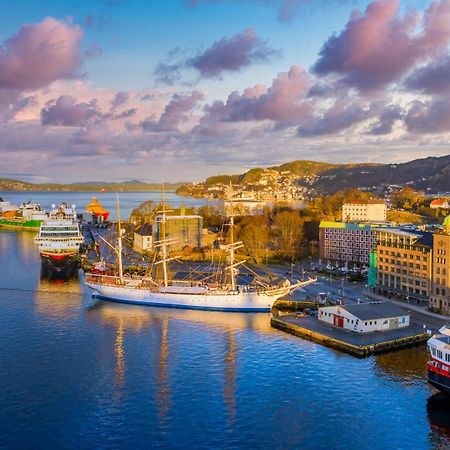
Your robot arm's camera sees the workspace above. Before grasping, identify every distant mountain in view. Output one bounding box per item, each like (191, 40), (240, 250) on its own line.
(176, 155), (450, 197)
(0, 178), (185, 192)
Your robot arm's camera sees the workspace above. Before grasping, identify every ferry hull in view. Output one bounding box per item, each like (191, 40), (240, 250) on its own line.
(86, 282), (289, 312)
(41, 253), (79, 275)
(0, 218), (43, 230)
(428, 369), (450, 396)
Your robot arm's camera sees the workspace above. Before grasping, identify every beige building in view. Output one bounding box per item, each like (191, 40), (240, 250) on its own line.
(342, 199), (387, 222)
(374, 228), (433, 303)
(154, 214), (203, 251)
(430, 217), (450, 313)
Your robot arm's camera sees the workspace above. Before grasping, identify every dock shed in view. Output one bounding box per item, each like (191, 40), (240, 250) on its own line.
(318, 301), (410, 333)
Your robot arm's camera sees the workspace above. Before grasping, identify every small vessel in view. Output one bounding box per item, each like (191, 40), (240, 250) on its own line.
(427, 324), (450, 395)
(85, 196), (110, 224)
(0, 201), (47, 230)
(35, 203), (84, 274)
(84, 189), (316, 312)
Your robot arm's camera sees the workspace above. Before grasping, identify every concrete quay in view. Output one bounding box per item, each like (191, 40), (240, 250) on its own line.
(271, 314), (430, 357)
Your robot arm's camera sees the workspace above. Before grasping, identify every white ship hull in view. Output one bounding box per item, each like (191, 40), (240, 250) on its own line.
(86, 280), (301, 312)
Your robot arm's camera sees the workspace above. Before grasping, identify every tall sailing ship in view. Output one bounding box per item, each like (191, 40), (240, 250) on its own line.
(84, 188), (316, 312)
(35, 203), (85, 273)
(427, 324), (450, 395)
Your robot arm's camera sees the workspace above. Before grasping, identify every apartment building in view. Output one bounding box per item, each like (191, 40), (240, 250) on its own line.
(319, 221), (377, 265)
(373, 228), (433, 302)
(342, 199), (387, 222)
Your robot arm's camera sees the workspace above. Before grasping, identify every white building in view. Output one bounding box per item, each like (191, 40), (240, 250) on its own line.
(318, 301), (409, 333)
(133, 223), (153, 254)
(342, 199), (387, 222)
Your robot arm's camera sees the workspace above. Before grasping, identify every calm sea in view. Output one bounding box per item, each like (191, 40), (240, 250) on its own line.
(0, 191), (222, 221)
(0, 229), (448, 449)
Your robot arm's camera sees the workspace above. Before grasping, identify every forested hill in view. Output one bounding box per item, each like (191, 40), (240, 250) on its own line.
(176, 155), (450, 196)
(0, 179), (184, 192)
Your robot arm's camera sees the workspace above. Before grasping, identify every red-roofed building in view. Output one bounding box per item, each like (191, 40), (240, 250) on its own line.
(430, 199), (450, 209)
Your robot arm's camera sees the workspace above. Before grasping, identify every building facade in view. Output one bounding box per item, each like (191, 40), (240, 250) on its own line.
(430, 217), (450, 314)
(154, 214), (203, 251)
(318, 302), (409, 333)
(373, 228), (433, 303)
(133, 223), (153, 254)
(342, 199), (387, 222)
(319, 221), (377, 265)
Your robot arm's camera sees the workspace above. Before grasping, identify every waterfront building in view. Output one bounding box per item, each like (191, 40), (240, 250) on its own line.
(153, 214), (203, 251)
(319, 221), (378, 266)
(373, 228), (433, 303)
(430, 217), (450, 314)
(318, 302), (410, 333)
(133, 223), (153, 254)
(430, 199), (450, 209)
(342, 199), (387, 222)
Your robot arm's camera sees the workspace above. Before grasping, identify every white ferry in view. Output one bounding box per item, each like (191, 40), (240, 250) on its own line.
(35, 203), (84, 273)
(427, 324), (450, 395)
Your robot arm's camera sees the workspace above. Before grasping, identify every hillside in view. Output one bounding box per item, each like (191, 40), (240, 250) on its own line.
(176, 155), (450, 198)
(0, 178), (185, 192)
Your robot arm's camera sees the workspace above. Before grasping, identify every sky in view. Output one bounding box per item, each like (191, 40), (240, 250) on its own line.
(0, 0), (450, 183)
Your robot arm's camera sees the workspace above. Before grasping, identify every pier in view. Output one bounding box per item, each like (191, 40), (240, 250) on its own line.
(271, 314), (430, 357)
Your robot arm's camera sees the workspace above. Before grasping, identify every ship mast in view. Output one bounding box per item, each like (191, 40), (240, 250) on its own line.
(225, 183), (243, 291)
(161, 185), (169, 288)
(116, 193), (124, 284)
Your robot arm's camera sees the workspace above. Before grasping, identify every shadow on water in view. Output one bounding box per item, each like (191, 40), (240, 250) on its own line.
(427, 393), (450, 447)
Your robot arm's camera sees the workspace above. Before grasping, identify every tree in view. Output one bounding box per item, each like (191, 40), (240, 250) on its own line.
(273, 211), (304, 259)
(237, 216), (270, 262)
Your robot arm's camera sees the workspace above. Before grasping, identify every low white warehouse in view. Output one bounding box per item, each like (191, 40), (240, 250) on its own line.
(318, 301), (410, 333)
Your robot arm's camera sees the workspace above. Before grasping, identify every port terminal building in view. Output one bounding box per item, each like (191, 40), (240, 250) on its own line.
(318, 302), (410, 333)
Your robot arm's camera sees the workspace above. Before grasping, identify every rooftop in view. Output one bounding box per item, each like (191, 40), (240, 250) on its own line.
(340, 301), (409, 320)
(135, 223), (152, 236)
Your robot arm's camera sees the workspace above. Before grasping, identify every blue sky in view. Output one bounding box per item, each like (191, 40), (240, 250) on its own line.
(0, 0), (449, 182)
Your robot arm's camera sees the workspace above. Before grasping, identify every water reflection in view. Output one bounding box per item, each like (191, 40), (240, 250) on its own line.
(427, 393), (450, 448)
(374, 347), (429, 384)
(224, 332), (236, 427)
(34, 276), (83, 317)
(15, 231), (38, 261)
(87, 300), (275, 334)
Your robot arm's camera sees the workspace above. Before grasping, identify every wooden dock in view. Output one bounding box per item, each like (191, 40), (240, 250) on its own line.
(271, 314), (428, 357)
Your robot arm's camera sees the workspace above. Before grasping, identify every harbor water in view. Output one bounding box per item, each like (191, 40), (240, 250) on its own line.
(0, 208), (449, 448)
(1, 191), (222, 221)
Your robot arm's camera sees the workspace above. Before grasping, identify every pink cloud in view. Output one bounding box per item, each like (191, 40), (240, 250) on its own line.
(313, 0), (450, 91)
(203, 65), (311, 125)
(155, 28), (278, 84)
(0, 17), (82, 91)
(41, 95), (101, 127)
(141, 90), (204, 132)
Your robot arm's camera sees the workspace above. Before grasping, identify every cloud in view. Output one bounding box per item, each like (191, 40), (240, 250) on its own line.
(368, 104), (404, 135)
(298, 98), (373, 137)
(405, 98), (450, 134)
(83, 43), (103, 60)
(141, 90), (204, 132)
(187, 0), (353, 23)
(111, 91), (129, 109)
(0, 17), (82, 91)
(41, 95), (101, 127)
(404, 55), (450, 94)
(154, 28), (278, 84)
(313, 0), (450, 91)
(202, 65), (311, 126)
(189, 28), (278, 77)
